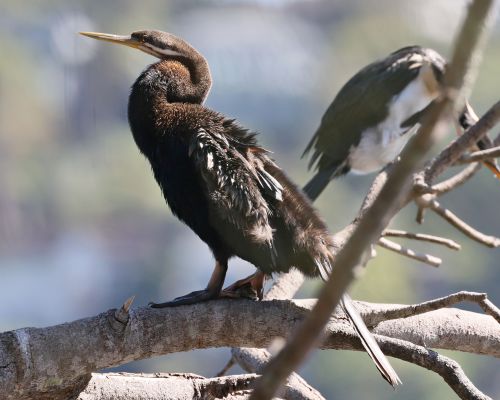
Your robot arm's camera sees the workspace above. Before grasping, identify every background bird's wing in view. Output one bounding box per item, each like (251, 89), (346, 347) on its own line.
(304, 46), (437, 175)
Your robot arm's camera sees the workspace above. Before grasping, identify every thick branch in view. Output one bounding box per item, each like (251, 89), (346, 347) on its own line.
(231, 348), (325, 400)
(78, 372), (257, 400)
(1, 298), (499, 399)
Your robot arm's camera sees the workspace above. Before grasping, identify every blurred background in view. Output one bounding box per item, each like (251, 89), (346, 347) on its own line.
(0, 0), (499, 398)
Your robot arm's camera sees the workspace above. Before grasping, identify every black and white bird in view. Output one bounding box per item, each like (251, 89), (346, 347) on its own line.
(303, 46), (500, 199)
(80, 30), (401, 387)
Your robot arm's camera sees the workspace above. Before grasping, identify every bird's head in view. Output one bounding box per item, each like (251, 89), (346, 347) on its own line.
(79, 30), (191, 60)
(80, 29), (212, 103)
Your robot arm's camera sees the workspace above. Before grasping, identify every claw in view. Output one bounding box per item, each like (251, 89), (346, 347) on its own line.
(220, 271), (266, 301)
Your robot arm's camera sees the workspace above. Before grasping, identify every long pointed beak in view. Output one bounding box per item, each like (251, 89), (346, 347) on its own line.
(79, 31), (140, 49)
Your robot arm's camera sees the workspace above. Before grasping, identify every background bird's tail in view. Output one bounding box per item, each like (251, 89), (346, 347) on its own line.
(302, 169), (335, 201)
(340, 294), (402, 387)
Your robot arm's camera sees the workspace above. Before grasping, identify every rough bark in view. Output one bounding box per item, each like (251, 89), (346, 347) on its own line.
(1, 298), (498, 399)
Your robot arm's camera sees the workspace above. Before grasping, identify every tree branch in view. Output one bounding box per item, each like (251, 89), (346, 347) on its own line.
(428, 162), (482, 195)
(377, 237), (442, 267)
(378, 338), (493, 400)
(2, 296), (499, 399)
(425, 100), (500, 183)
(458, 145), (500, 163)
(364, 291), (500, 325)
(416, 194), (500, 247)
(382, 229), (461, 250)
(78, 372), (257, 400)
(231, 348), (326, 400)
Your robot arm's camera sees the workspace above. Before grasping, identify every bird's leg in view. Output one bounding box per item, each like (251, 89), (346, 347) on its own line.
(220, 271), (267, 301)
(149, 260), (227, 308)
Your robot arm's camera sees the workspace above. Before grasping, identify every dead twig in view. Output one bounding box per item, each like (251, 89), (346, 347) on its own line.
(377, 237), (442, 267)
(416, 194), (500, 248)
(368, 290), (500, 325)
(430, 162), (482, 195)
(382, 229), (461, 250)
(458, 145), (500, 163)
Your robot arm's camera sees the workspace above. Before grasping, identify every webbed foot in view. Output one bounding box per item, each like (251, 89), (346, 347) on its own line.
(149, 288), (219, 308)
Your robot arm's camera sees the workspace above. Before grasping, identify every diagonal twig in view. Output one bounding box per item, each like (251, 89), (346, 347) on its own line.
(377, 237), (442, 267)
(382, 229), (461, 250)
(425, 100), (500, 183)
(430, 162), (482, 195)
(458, 145), (500, 163)
(416, 194), (500, 247)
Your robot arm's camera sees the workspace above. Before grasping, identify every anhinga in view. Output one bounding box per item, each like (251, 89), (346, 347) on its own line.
(303, 46), (500, 200)
(80, 30), (401, 386)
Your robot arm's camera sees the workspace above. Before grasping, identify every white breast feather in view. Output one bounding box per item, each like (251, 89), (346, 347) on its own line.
(349, 66), (437, 174)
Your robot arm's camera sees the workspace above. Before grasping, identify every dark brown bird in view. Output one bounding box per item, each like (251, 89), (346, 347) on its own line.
(80, 30), (401, 386)
(303, 45), (500, 200)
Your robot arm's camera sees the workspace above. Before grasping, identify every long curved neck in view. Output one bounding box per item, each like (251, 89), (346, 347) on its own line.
(128, 35), (211, 155)
(152, 34), (211, 104)
(175, 40), (212, 104)
(155, 55), (211, 104)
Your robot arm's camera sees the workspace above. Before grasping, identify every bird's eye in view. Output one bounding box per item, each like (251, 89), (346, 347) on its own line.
(131, 32), (146, 42)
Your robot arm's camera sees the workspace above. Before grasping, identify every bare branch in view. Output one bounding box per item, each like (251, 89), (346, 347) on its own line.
(320, 328), (493, 400)
(458, 145), (500, 163)
(231, 348), (326, 400)
(382, 229), (461, 250)
(365, 291), (500, 325)
(377, 338), (493, 400)
(78, 372), (257, 400)
(481, 299), (500, 324)
(416, 194), (500, 247)
(2, 297), (499, 399)
(264, 270), (305, 301)
(430, 162), (482, 195)
(378, 237), (442, 267)
(425, 100), (500, 183)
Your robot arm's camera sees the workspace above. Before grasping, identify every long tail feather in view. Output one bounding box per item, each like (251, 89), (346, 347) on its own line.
(341, 294), (402, 387)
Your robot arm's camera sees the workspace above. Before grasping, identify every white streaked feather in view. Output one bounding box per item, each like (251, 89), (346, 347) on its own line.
(349, 67), (437, 174)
